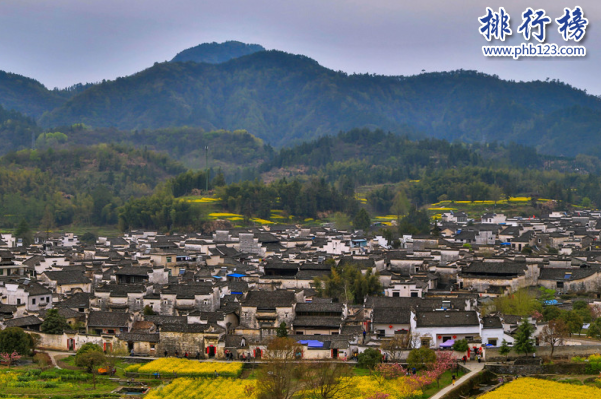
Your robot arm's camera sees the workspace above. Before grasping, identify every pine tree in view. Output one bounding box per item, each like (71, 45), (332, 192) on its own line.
(514, 318), (536, 357)
(353, 208), (371, 231)
(499, 339), (511, 361)
(276, 321), (288, 338)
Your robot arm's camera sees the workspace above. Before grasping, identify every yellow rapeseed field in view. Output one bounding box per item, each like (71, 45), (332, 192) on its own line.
(480, 377), (601, 399)
(145, 378), (254, 399)
(135, 359), (243, 377)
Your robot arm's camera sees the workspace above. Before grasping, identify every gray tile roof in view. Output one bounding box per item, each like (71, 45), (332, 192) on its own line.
(415, 311), (479, 328)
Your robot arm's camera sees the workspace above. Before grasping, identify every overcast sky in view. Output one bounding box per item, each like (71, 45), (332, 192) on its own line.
(0, 1), (599, 94)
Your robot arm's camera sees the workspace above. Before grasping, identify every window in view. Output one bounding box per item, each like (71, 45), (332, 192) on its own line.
(0, 269), (3, 276)
(203, 299), (209, 305)
(392, 292), (400, 297)
(410, 292), (419, 298)
(47, 296), (50, 302)
(488, 339), (497, 346)
(557, 281), (564, 289)
(16, 298), (21, 305)
(166, 257), (172, 263)
(421, 338), (430, 347)
(150, 344), (156, 349)
(466, 336), (474, 341)
(32, 298), (36, 305)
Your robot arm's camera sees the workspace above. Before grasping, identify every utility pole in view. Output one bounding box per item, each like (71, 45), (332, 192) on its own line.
(205, 146), (209, 193)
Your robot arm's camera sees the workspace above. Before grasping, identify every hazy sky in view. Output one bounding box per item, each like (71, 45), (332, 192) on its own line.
(0, 0), (600, 94)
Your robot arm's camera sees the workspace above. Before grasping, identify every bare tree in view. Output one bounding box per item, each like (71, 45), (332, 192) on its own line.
(380, 332), (421, 361)
(256, 337), (305, 399)
(303, 362), (354, 399)
(540, 319), (569, 358)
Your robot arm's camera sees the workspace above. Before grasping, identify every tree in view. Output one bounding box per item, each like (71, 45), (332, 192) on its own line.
(76, 351), (106, 389)
(357, 348), (382, 370)
(29, 333), (42, 353)
(390, 191), (410, 221)
(572, 300), (588, 311)
(143, 305), (155, 315)
(560, 311), (583, 336)
(276, 322), (288, 338)
(407, 347), (436, 370)
(256, 337), (305, 399)
(381, 333), (420, 361)
(0, 352), (21, 368)
(539, 319), (569, 358)
(353, 208), (371, 231)
(331, 212), (351, 231)
(494, 289), (542, 316)
(76, 343), (103, 362)
(538, 287), (556, 303)
(313, 263), (382, 305)
(398, 208), (431, 235)
(303, 362), (354, 399)
(543, 306), (563, 321)
(514, 318), (536, 357)
(41, 309), (69, 334)
(0, 327), (31, 355)
(587, 318), (601, 339)
(452, 339), (469, 352)
(80, 232), (97, 246)
(428, 351), (456, 387)
(499, 339), (511, 361)
(14, 219), (33, 247)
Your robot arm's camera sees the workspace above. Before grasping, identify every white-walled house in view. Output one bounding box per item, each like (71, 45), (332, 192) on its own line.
(411, 310), (481, 349)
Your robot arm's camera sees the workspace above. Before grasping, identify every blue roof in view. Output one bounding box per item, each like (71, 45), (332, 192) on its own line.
(298, 340), (324, 348)
(228, 273), (246, 278)
(231, 291), (243, 295)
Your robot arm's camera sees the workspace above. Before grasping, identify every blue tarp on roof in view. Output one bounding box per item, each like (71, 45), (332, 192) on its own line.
(501, 242), (511, 246)
(298, 340), (324, 348)
(544, 299), (559, 306)
(228, 273), (246, 278)
(212, 276), (222, 279)
(231, 291), (243, 295)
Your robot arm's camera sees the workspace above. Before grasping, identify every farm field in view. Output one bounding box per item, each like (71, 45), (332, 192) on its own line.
(480, 377), (601, 399)
(128, 358), (244, 378)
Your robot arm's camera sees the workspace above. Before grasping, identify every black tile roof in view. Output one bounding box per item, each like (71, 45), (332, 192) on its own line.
(415, 311), (479, 328)
(88, 311), (130, 328)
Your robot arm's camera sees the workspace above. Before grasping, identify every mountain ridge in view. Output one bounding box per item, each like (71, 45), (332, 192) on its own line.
(0, 46), (600, 155)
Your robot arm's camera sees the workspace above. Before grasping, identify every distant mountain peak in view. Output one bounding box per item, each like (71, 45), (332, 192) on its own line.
(171, 40), (265, 64)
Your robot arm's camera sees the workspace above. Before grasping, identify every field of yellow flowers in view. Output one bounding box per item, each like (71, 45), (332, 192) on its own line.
(145, 378), (254, 399)
(145, 376), (421, 399)
(131, 359), (244, 377)
(481, 377), (601, 399)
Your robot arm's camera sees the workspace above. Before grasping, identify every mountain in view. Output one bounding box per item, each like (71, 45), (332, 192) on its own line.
(38, 50), (601, 155)
(0, 71), (65, 117)
(171, 41), (265, 64)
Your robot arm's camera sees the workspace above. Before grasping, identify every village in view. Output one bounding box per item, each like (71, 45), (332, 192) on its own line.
(1, 208), (600, 367)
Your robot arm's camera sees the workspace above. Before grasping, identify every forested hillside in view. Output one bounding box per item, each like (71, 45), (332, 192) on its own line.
(0, 71), (65, 117)
(35, 50), (601, 156)
(0, 145), (185, 228)
(171, 41), (265, 64)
